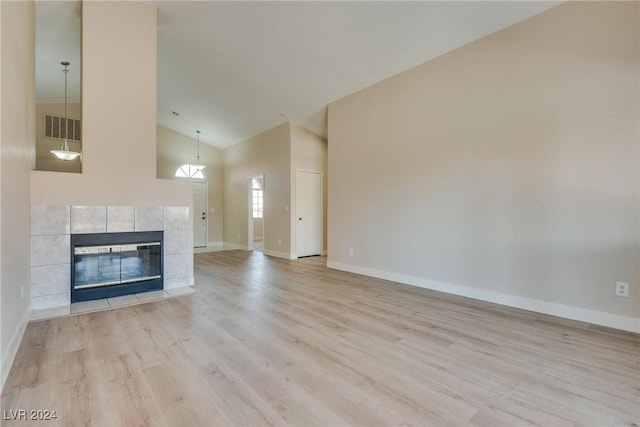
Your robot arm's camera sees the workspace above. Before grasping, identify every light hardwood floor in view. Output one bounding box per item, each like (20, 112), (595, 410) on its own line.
(2, 251), (639, 426)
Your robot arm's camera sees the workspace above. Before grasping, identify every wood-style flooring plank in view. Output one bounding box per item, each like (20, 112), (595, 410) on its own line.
(1, 250), (639, 426)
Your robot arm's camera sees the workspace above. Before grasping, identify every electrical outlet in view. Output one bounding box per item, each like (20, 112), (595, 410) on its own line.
(348, 247), (354, 257)
(615, 282), (629, 298)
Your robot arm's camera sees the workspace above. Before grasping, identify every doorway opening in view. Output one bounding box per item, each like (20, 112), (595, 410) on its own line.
(249, 175), (264, 252)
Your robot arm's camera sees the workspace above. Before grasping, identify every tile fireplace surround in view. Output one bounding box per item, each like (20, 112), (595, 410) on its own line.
(30, 205), (193, 314)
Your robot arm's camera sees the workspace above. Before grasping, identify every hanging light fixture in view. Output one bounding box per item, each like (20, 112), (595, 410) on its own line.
(192, 130), (206, 171)
(50, 61), (81, 161)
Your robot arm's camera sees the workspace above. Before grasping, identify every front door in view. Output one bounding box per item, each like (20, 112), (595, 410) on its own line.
(192, 182), (207, 247)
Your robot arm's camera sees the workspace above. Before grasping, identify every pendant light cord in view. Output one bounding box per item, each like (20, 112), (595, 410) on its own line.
(64, 65), (68, 126)
(50, 61), (80, 161)
(196, 130), (201, 163)
(61, 61), (70, 151)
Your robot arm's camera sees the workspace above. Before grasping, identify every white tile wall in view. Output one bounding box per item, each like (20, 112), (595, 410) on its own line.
(31, 293), (70, 310)
(164, 206), (190, 231)
(31, 205), (70, 236)
(135, 206), (164, 231)
(30, 204), (193, 311)
(163, 206), (191, 290)
(164, 229), (190, 255)
(107, 206), (135, 232)
(31, 264), (69, 297)
(164, 277), (193, 289)
(31, 235), (70, 266)
(164, 253), (192, 279)
(72, 206), (107, 234)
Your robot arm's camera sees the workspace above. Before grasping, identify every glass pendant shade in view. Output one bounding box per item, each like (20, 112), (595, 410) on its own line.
(50, 61), (81, 161)
(51, 143), (81, 161)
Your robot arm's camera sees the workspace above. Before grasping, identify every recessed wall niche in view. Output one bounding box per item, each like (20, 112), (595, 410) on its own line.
(35, 1), (82, 173)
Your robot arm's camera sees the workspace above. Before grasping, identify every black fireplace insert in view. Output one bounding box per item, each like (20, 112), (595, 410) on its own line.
(71, 231), (163, 303)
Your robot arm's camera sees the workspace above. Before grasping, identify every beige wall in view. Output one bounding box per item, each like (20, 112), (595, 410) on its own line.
(224, 122), (291, 256)
(157, 124), (224, 244)
(1, 1), (35, 388)
(35, 102), (81, 173)
(291, 122), (328, 253)
(328, 2), (639, 329)
(31, 2), (190, 207)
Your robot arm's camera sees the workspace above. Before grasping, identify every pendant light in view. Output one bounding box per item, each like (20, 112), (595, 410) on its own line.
(192, 130), (206, 170)
(50, 61), (81, 161)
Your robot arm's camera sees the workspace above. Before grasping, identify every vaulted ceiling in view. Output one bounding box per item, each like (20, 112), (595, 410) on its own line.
(36, 1), (560, 149)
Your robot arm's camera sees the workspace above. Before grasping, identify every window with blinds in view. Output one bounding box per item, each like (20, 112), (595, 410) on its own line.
(43, 114), (81, 141)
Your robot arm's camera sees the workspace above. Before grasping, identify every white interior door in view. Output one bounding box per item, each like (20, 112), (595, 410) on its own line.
(193, 182), (207, 248)
(296, 170), (322, 257)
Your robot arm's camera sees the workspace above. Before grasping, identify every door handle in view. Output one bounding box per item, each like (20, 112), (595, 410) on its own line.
(299, 217), (302, 221)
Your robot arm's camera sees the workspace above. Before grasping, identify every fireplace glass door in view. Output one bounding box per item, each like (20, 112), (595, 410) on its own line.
(74, 242), (161, 290)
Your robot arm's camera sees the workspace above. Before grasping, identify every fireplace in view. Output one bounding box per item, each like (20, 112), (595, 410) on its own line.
(71, 231), (163, 303)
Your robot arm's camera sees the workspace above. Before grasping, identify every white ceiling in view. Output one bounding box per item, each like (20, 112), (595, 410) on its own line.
(36, 1), (560, 149)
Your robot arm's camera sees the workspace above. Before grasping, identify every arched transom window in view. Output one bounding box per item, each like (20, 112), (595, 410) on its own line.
(175, 164), (206, 179)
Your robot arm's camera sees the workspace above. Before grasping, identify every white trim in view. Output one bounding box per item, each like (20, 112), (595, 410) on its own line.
(207, 241), (223, 248)
(295, 169), (324, 258)
(264, 249), (297, 260)
(327, 261), (640, 333)
(1, 307), (31, 390)
(223, 242), (250, 251)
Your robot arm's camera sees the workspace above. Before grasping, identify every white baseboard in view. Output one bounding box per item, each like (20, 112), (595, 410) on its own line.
(222, 242), (250, 251)
(263, 249), (297, 260)
(1, 307), (31, 390)
(327, 261), (640, 333)
(207, 241), (223, 247)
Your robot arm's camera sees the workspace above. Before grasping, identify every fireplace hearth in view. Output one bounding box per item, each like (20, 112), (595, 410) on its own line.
(71, 231), (163, 302)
